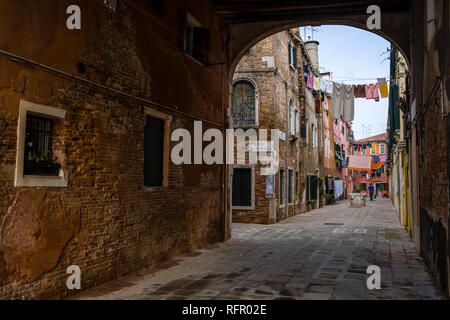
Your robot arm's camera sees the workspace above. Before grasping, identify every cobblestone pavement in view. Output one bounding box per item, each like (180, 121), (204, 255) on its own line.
(74, 199), (444, 300)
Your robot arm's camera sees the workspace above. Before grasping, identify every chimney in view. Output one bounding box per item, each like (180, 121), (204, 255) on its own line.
(304, 40), (319, 70)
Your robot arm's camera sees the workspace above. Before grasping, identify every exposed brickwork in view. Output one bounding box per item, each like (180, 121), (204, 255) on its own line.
(231, 31), (304, 224)
(0, 0), (227, 299)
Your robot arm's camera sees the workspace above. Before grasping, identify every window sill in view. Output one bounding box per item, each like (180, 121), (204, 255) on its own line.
(16, 174), (68, 187)
(232, 205), (255, 211)
(144, 186), (168, 192)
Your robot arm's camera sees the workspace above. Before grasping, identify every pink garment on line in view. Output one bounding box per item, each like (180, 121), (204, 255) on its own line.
(307, 74), (314, 91)
(365, 83), (379, 99)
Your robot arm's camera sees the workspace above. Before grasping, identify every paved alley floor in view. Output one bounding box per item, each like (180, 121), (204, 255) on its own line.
(73, 199), (444, 300)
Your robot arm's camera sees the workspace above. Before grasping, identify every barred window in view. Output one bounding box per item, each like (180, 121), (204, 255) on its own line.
(232, 81), (256, 127)
(23, 115), (59, 176)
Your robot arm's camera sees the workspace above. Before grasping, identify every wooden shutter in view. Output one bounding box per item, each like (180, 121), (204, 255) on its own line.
(310, 175), (318, 200)
(288, 42), (292, 65)
(232, 168), (251, 206)
(293, 46), (298, 68)
(306, 175), (310, 200)
(144, 116), (165, 186)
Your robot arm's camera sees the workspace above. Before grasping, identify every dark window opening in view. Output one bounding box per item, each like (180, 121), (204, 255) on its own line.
(288, 42), (298, 69)
(279, 169), (285, 205)
(232, 168), (252, 207)
(360, 183), (367, 191)
(307, 175), (318, 201)
(144, 116), (165, 187)
(185, 15), (209, 65)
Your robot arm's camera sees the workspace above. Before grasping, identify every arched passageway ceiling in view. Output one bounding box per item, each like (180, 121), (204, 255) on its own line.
(209, 0), (411, 74)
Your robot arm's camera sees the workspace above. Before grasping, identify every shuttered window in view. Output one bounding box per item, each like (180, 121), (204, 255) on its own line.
(185, 15), (209, 65)
(232, 168), (252, 207)
(144, 116), (165, 186)
(279, 169), (285, 205)
(288, 42), (297, 69)
(307, 175), (318, 201)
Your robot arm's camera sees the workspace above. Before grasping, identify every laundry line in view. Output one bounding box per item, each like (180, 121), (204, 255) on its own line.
(336, 78), (391, 82)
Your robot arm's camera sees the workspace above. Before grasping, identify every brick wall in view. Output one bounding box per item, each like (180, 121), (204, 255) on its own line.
(0, 0), (228, 298)
(231, 30), (304, 224)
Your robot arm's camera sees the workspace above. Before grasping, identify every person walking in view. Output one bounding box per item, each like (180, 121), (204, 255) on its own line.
(368, 183), (374, 201)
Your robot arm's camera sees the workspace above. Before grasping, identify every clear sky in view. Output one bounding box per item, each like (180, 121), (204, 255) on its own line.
(300, 25), (391, 141)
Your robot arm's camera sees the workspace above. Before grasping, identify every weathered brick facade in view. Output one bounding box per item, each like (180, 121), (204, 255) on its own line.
(231, 30), (304, 224)
(0, 0), (228, 299)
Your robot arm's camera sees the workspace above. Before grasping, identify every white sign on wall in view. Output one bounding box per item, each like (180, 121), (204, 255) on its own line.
(246, 141), (274, 152)
(278, 131), (286, 141)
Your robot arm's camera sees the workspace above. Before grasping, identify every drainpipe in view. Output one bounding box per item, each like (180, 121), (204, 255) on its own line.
(285, 80), (290, 218)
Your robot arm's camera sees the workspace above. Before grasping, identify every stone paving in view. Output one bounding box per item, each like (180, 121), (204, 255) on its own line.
(73, 199), (444, 300)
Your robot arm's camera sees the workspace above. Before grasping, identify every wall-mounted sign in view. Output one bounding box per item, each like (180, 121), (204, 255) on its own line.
(278, 131), (286, 141)
(246, 141), (274, 152)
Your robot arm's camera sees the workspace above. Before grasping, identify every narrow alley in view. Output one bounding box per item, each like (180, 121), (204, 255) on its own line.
(74, 199), (443, 300)
(0, 1), (448, 304)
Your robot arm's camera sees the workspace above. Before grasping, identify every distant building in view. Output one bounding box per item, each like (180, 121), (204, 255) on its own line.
(354, 132), (389, 198)
(231, 29), (304, 223)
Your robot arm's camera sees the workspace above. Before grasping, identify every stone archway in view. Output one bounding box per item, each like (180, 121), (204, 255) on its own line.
(208, 0), (411, 77)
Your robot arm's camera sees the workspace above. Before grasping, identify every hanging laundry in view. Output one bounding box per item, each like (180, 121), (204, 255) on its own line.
(331, 82), (344, 119)
(371, 157), (383, 170)
(366, 174), (371, 180)
(365, 83), (379, 99)
(313, 75), (320, 91)
(325, 80), (333, 96)
(307, 73), (314, 91)
(320, 77), (327, 92)
(378, 77), (389, 98)
(343, 84), (355, 122)
(334, 180), (344, 199)
(380, 155), (387, 163)
(347, 155), (371, 170)
(373, 155), (379, 163)
(353, 84), (366, 98)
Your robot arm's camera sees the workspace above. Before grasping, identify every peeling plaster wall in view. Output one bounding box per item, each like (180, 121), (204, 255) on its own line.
(0, 0), (227, 298)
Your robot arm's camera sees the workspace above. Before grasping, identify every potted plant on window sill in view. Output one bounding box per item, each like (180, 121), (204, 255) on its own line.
(24, 149), (60, 176)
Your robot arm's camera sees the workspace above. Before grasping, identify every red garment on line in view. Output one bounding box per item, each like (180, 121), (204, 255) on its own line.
(365, 83), (379, 99)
